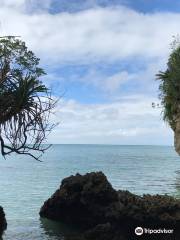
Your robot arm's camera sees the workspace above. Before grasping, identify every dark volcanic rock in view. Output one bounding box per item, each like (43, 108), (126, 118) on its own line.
(116, 190), (180, 226)
(40, 172), (180, 240)
(40, 172), (118, 227)
(0, 206), (7, 237)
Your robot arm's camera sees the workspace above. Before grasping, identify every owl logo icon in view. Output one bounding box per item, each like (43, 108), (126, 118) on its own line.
(135, 227), (143, 236)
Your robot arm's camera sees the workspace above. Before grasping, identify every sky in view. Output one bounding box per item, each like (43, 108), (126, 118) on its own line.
(0, 0), (179, 145)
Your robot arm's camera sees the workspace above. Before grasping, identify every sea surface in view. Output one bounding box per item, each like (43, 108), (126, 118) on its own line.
(0, 144), (180, 239)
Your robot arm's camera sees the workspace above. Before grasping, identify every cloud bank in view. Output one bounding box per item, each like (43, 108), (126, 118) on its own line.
(0, 0), (176, 145)
(0, 4), (178, 64)
(49, 96), (172, 145)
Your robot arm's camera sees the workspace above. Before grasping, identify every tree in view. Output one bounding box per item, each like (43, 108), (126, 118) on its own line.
(157, 37), (180, 155)
(157, 38), (180, 130)
(0, 36), (56, 160)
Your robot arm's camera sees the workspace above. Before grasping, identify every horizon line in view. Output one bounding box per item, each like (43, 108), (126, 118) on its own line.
(45, 143), (173, 147)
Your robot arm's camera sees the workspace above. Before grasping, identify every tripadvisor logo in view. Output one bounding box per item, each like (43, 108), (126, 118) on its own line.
(135, 227), (174, 236)
(135, 227), (143, 236)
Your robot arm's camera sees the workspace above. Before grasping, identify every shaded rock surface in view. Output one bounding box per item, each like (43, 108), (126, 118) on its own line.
(174, 118), (180, 155)
(40, 172), (180, 239)
(40, 172), (118, 227)
(0, 206), (7, 237)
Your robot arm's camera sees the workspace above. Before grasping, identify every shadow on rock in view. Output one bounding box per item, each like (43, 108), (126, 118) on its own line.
(0, 206), (6, 239)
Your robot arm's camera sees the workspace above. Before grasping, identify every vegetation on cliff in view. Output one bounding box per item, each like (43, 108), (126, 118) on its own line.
(157, 38), (180, 130)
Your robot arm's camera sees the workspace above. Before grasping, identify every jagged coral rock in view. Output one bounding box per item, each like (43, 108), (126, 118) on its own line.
(40, 172), (180, 240)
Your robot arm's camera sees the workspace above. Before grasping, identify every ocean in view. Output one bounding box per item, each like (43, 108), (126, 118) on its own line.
(0, 144), (180, 239)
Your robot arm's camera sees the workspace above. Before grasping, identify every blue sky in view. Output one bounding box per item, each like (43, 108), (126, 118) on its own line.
(0, 0), (179, 145)
(28, 0), (180, 14)
(120, 0), (180, 13)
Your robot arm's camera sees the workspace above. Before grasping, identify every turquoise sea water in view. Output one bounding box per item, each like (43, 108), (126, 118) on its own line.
(1, 144), (180, 239)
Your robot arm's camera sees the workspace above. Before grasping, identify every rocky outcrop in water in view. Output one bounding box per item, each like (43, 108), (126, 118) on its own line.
(0, 206), (7, 237)
(40, 172), (118, 227)
(40, 172), (180, 240)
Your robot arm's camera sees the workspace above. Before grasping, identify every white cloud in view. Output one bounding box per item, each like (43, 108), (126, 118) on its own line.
(67, 58), (164, 95)
(0, 3), (175, 144)
(0, 0), (25, 8)
(0, 0), (52, 12)
(80, 70), (131, 93)
(0, 5), (179, 64)
(48, 96), (173, 145)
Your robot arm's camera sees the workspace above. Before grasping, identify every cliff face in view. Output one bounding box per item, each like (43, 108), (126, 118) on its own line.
(40, 172), (180, 240)
(0, 206), (7, 237)
(174, 118), (180, 155)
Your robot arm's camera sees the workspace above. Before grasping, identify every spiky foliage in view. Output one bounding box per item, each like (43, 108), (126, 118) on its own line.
(0, 36), (56, 160)
(157, 40), (180, 130)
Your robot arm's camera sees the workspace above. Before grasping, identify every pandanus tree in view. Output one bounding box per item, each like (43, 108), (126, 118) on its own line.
(0, 36), (56, 160)
(157, 38), (180, 155)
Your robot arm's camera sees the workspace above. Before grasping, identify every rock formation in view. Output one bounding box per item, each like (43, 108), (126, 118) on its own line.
(155, 40), (180, 156)
(0, 206), (7, 237)
(40, 172), (180, 240)
(174, 118), (180, 154)
(40, 172), (118, 227)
